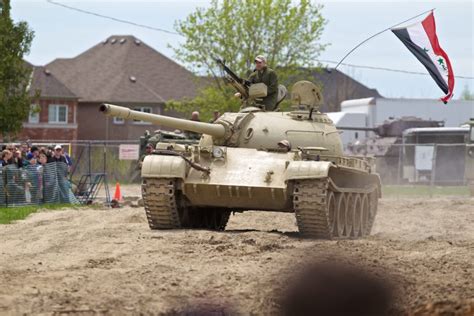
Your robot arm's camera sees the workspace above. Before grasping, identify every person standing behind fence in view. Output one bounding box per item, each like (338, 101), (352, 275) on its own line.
(40, 152), (59, 203)
(62, 147), (73, 171)
(46, 146), (55, 163)
(51, 145), (67, 164)
(27, 146), (39, 160)
(0, 150), (11, 166)
(25, 157), (41, 204)
(12, 149), (24, 168)
(20, 142), (29, 160)
(137, 143), (154, 170)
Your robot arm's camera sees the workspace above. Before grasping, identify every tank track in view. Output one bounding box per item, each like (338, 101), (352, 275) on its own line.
(142, 178), (231, 231)
(293, 179), (332, 238)
(293, 178), (378, 239)
(142, 178), (181, 229)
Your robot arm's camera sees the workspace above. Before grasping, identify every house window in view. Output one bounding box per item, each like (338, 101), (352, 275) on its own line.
(113, 117), (124, 124)
(133, 107), (152, 125)
(48, 104), (68, 123)
(29, 104), (40, 124)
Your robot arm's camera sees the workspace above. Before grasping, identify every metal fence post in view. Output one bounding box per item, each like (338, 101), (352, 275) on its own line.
(429, 144), (438, 198)
(88, 141), (91, 175)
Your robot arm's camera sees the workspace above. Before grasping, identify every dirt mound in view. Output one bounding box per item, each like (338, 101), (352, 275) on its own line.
(0, 198), (473, 314)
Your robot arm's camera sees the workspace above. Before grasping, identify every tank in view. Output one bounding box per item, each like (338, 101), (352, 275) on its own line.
(139, 129), (199, 159)
(100, 78), (381, 239)
(339, 117), (444, 184)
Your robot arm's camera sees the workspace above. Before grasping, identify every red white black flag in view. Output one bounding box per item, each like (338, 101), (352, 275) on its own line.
(392, 12), (454, 103)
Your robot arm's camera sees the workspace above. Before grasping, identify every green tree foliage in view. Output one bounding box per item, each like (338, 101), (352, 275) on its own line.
(169, 0), (327, 120)
(460, 84), (474, 100)
(0, 0), (34, 140)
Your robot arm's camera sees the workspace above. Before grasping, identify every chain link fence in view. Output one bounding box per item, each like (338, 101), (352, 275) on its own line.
(0, 162), (78, 207)
(345, 143), (469, 186)
(69, 140), (142, 185)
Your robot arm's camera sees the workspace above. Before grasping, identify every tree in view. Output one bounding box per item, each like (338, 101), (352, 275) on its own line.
(460, 84), (474, 100)
(168, 0), (327, 120)
(0, 0), (34, 140)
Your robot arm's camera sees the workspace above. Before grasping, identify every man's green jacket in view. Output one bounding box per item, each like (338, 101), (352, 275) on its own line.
(248, 67), (278, 111)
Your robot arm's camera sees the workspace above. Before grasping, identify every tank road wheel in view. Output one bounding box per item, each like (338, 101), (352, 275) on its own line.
(293, 179), (333, 239)
(365, 190), (379, 235)
(327, 191), (337, 236)
(360, 194), (370, 236)
(351, 194), (363, 238)
(335, 193), (347, 237)
(142, 178), (183, 229)
(344, 193), (354, 238)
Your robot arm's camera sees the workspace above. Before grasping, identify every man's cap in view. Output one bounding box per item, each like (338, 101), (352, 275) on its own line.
(145, 143), (153, 148)
(54, 144), (62, 150)
(255, 55), (267, 63)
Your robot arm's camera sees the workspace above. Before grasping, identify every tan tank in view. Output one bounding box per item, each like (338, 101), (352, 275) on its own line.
(99, 80), (381, 239)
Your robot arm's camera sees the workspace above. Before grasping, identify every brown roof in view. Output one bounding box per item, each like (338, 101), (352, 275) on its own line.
(29, 66), (77, 99)
(311, 68), (382, 112)
(46, 35), (200, 103)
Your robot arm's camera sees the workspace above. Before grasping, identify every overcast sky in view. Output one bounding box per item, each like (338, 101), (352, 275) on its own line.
(12, 0), (474, 100)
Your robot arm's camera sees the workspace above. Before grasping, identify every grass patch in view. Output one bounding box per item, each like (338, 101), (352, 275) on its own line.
(0, 204), (81, 224)
(383, 185), (471, 197)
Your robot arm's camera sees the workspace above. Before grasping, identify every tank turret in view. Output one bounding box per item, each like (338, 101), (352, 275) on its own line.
(99, 75), (381, 240)
(100, 81), (342, 155)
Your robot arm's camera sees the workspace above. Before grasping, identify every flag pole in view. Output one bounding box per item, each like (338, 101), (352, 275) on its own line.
(333, 8), (435, 70)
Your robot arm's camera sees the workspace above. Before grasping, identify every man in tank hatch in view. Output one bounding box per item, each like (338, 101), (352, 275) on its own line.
(247, 55), (279, 111)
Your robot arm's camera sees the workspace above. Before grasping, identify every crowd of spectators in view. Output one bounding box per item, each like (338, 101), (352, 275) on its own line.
(0, 142), (74, 205)
(0, 142), (72, 169)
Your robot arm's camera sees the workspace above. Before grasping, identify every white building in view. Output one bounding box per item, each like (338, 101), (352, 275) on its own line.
(326, 112), (368, 145)
(340, 97), (474, 128)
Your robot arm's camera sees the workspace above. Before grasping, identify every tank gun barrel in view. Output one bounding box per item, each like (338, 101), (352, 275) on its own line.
(337, 126), (377, 132)
(99, 104), (226, 138)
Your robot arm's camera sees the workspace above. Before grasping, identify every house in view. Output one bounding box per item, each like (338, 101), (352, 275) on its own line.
(310, 68), (382, 112)
(18, 65), (79, 141)
(45, 35), (201, 141)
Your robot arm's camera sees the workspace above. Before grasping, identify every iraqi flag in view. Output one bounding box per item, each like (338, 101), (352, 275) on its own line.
(392, 12), (454, 103)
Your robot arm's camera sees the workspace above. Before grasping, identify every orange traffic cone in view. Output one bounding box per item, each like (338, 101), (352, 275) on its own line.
(113, 182), (122, 201)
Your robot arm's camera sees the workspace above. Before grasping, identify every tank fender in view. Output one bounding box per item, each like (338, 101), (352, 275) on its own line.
(285, 161), (333, 181)
(141, 155), (186, 179)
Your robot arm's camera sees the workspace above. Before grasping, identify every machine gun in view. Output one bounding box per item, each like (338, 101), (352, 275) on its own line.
(215, 58), (250, 99)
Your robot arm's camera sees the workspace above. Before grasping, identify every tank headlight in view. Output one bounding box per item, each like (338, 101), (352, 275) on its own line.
(212, 147), (224, 158)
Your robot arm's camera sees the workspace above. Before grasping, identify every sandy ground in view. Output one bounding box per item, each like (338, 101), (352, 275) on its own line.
(0, 197), (473, 315)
